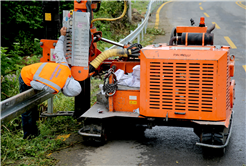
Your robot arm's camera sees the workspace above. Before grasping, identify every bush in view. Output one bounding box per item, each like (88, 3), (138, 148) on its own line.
(1, 1), (43, 56)
(59, 1), (74, 14)
(1, 46), (23, 100)
(93, 1), (129, 40)
(1, 115), (78, 165)
(1, 0), (74, 56)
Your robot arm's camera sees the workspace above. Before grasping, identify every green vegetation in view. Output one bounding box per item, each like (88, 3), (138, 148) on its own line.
(1, 47), (22, 100)
(1, 1), (43, 56)
(1, 1), (74, 56)
(1, 1), (163, 165)
(131, 1), (150, 14)
(1, 39), (43, 100)
(94, 1), (132, 50)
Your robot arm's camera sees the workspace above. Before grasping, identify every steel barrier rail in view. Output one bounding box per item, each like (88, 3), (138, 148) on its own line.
(109, 0), (161, 50)
(1, 89), (54, 123)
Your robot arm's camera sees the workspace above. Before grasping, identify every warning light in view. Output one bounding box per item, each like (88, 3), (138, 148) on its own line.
(199, 17), (205, 27)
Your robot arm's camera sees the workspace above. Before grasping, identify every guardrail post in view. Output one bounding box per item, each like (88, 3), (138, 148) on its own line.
(137, 24), (140, 43)
(142, 30), (144, 41)
(120, 39), (123, 42)
(119, 39), (123, 49)
(141, 19), (144, 41)
(47, 97), (53, 120)
(129, 30), (133, 43)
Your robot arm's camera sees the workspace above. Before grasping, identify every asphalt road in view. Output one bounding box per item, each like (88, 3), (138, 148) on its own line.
(52, 1), (246, 165)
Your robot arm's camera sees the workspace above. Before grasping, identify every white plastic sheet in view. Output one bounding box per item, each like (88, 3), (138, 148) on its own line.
(115, 65), (140, 87)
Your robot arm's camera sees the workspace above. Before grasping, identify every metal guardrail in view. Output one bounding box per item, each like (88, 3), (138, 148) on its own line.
(0, 0), (162, 123)
(109, 0), (162, 49)
(1, 89), (54, 123)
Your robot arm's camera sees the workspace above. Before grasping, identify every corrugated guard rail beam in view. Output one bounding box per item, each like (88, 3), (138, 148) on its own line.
(0, 89), (54, 123)
(109, 0), (162, 50)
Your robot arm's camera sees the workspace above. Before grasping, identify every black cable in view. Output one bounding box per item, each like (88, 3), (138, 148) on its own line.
(89, 64), (95, 73)
(86, 1), (93, 50)
(131, 50), (141, 54)
(93, 1), (101, 13)
(129, 54), (140, 57)
(86, 1), (92, 23)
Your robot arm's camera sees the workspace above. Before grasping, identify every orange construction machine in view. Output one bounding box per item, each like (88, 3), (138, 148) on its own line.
(40, 1), (235, 155)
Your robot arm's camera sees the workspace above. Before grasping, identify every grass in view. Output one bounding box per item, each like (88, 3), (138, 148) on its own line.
(1, 115), (81, 165)
(90, 77), (104, 105)
(131, 0), (163, 16)
(131, 1), (150, 15)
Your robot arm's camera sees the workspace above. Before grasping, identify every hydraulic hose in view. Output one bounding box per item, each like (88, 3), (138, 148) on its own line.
(207, 24), (215, 33)
(91, 0), (127, 24)
(89, 43), (142, 72)
(169, 36), (181, 45)
(89, 49), (130, 72)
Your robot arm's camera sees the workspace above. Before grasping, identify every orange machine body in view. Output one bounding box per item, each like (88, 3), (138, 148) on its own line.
(74, 1), (97, 13)
(139, 44), (232, 121)
(113, 89), (140, 112)
(40, 39), (57, 63)
(77, 17), (235, 149)
(108, 44), (233, 124)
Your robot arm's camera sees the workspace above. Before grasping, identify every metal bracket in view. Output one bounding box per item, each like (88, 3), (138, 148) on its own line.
(215, 45), (222, 49)
(195, 111), (234, 148)
(40, 111), (74, 117)
(78, 127), (101, 137)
